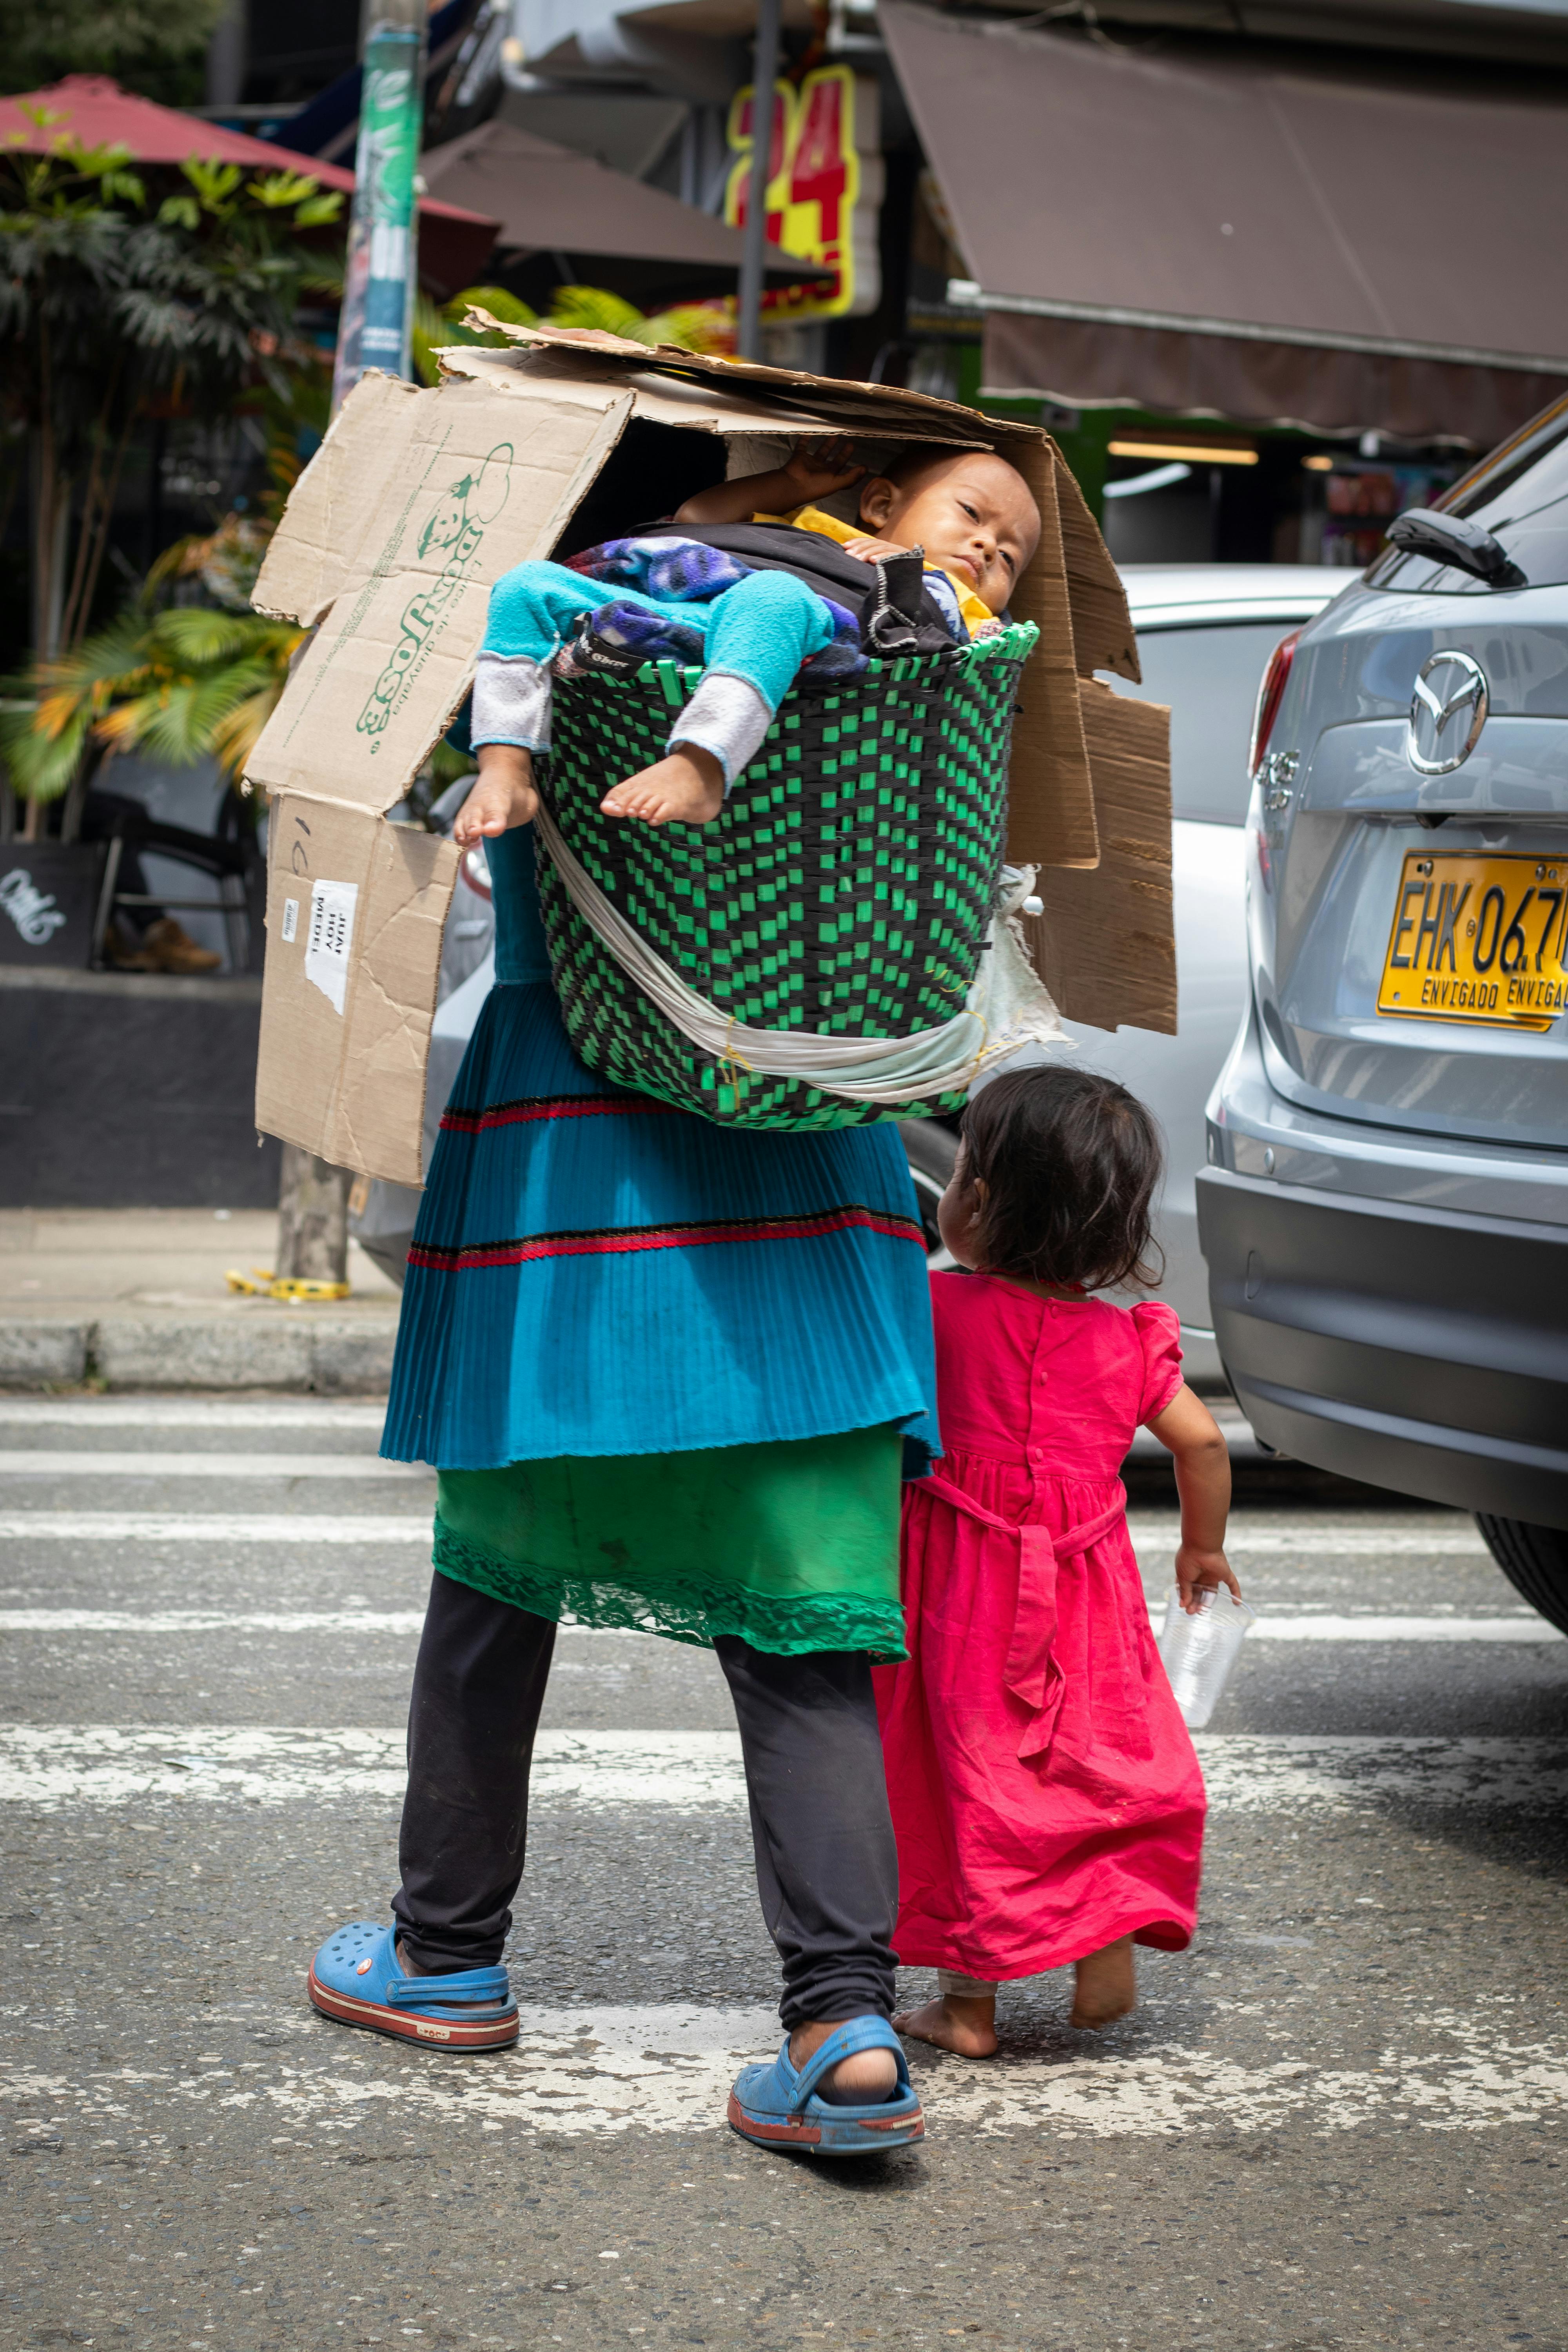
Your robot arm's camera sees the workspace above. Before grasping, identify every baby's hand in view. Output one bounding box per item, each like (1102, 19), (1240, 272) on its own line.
(1174, 1543), (1241, 1616)
(840, 533), (907, 566)
(452, 748), (538, 846)
(783, 435), (865, 503)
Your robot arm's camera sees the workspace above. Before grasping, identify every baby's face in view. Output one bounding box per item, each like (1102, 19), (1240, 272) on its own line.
(862, 454), (1040, 612)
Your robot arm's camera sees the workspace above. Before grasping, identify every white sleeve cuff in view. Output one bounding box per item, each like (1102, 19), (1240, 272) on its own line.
(669, 671), (773, 791)
(472, 651), (553, 751)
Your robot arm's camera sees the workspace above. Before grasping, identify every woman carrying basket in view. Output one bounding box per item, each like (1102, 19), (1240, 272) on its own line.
(305, 441), (1040, 2156)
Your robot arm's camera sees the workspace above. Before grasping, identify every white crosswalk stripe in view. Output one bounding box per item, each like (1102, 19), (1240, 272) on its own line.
(6, 1999), (1568, 2141)
(0, 1399), (389, 1428)
(0, 1508), (1487, 1556)
(0, 1452), (431, 1481)
(4, 1724), (1568, 1812)
(0, 1513), (430, 1541)
(0, 1606), (1554, 1641)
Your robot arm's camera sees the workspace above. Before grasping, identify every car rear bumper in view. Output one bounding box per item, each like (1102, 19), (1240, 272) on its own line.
(1196, 1166), (1568, 1530)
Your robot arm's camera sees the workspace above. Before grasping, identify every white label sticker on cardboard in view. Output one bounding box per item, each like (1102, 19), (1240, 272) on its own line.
(305, 879), (358, 1016)
(281, 896), (299, 944)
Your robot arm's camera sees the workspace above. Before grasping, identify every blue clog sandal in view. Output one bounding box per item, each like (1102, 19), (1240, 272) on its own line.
(308, 1919), (518, 2051)
(728, 2015), (925, 2156)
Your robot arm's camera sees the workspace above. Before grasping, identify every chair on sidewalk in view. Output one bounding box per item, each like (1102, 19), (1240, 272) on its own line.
(87, 788), (263, 973)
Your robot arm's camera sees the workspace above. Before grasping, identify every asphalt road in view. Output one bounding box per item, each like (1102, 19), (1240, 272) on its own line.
(2, 1396), (1566, 2352)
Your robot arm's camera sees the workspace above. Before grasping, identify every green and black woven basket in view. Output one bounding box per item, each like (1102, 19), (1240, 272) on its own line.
(533, 623), (1037, 1132)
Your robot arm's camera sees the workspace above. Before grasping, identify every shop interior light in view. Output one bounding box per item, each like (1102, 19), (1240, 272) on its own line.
(1302, 454), (1335, 472)
(1103, 461), (1192, 500)
(1107, 438), (1258, 466)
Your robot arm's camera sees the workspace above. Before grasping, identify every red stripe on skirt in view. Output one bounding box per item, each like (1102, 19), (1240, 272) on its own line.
(408, 1204), (925, 1274)
(441, 1093), (680, 1135)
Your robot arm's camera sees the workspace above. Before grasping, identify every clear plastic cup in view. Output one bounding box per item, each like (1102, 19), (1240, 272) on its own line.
(1158, 1586), (1258, 1728)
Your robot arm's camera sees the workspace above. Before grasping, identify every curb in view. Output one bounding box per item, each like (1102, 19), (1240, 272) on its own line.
(0, 1316), (397, 1394)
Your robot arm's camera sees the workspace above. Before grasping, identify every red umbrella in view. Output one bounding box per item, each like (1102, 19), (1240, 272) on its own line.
(0, 75), (498, 293)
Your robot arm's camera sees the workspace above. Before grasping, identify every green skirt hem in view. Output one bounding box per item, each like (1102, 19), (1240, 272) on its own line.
(432, 1517), (909, 1662)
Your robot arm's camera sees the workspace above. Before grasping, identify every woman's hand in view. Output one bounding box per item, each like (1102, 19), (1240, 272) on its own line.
(782, 436), (865, 504)
(1174, 1542), (1241, 1615)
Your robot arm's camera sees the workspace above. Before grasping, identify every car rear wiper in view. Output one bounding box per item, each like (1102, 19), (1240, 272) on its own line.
(1385, 506), (1526, 588)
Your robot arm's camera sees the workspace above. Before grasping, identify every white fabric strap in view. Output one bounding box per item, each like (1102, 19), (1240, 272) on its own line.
(472, 651), (553, 751)
(532, 804), (1067, 1106)
(669, 671), (773, 791)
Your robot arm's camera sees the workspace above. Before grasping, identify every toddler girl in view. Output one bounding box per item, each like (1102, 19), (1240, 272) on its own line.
(874, 1064), (1239, 2055)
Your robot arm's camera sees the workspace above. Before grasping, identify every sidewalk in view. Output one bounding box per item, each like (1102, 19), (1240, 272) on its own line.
(0, 1208), (402, 1391)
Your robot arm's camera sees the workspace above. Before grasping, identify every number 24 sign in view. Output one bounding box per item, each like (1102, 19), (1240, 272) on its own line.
(724, 64), (862, 321)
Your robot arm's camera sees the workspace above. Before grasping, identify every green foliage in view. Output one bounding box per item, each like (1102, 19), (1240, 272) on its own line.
(0, 0), (230, 110)
(0, 132), (340, 673)
(412, 282), (539, 386)
(410, 281), (735, 387)
(0, 603), (305, 799)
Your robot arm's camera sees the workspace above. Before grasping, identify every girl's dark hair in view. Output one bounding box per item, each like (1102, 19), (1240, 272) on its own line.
(958, 1064), (1165, 1292)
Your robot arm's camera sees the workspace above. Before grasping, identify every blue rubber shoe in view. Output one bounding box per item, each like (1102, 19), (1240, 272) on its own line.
(728, 2016), (925, 2156)
(308, 1919), (518, 2051)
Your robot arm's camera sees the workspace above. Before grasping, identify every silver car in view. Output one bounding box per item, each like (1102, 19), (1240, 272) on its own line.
(1068, 564), (1347, 1384)
(1200, 396), (1568, 1626)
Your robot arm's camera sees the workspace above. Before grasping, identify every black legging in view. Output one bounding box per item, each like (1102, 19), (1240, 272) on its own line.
(392, 1570), (900, 2027)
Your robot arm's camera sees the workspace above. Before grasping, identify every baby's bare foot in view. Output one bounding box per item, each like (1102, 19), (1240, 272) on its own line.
(893, 1995), (998, 2060)
(601, 745), (724, 827)
(453, 759), (537, 846)
(1069, 1936), (1136, 2029)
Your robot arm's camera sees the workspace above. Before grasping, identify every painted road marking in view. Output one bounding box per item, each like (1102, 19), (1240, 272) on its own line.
(0, 1512), (1485, 1557)
(0, 1607), (1554, 1642)
(0, 1514), (431, 1542)
(5, 2001), (1566, 2141)
(0, 1400), (389, 1429)
(0, 1453), (431, 1481)
(1128, 1521), (1486, 1556)
(1245, 1613), (1559, 1642)
(0, 1610), (432, 1633)
(4, 1726), (1567, 1813)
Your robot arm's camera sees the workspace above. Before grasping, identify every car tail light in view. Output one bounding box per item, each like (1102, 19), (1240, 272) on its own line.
(459, 843), (492, 901)
(1247, 628), (1301, 777)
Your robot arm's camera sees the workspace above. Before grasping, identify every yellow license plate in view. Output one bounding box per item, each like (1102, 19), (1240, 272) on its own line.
(1377, 852), (1568, 1031)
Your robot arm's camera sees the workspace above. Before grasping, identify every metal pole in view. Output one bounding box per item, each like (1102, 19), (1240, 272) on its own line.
(331, 0), (429, 415)
(736, 0), (783, 362)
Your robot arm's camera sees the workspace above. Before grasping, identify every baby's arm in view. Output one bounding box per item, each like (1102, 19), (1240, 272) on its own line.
(1143, 1383), (1239, 1614)
(675, 436), (864, 529)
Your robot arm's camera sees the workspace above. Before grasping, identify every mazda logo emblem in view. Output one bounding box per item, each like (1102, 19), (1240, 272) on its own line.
(1408, 650), (1488, 776)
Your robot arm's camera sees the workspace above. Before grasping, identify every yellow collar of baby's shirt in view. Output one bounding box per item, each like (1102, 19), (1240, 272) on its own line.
(751, 503), (995, 634)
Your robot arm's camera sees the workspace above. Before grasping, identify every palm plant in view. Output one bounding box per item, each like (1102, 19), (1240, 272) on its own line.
(0, 128), (340, 673)
(0, 605), (304, 806)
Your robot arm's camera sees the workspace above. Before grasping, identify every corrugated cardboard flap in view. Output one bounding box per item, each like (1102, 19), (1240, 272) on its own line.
(1024, 682), (1175, 1035)
(248, 339), (1172, 1187)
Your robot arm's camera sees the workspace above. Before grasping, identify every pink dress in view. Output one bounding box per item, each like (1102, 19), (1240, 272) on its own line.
(873, 1272), (1206, 1980)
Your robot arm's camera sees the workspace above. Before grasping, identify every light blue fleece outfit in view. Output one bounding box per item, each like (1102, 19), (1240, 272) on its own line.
(470, 560), (837, 789)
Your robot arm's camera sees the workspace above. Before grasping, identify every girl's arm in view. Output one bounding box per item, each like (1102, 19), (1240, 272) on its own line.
(675, 436), (864, 528)
(1144, 1382), (1240, 1614)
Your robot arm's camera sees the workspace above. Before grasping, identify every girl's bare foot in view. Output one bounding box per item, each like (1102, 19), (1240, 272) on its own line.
(893, 1994), (998, 2059)
(601, 744), (724, 826)
(1070, 1935), (1136, 2028)
(453, 749), (538, 846)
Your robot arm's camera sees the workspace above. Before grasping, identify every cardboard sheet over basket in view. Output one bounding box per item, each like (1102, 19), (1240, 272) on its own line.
(245, 323), (1174, 1188)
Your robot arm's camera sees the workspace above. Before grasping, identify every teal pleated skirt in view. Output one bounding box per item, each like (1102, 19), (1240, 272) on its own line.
(381, 828), (938, 1656)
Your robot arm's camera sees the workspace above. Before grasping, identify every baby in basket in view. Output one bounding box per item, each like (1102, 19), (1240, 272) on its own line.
(453, 439), (1041, 843)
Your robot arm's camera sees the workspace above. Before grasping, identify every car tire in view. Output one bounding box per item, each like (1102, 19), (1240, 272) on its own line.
(1475, 1515), (1568, 1638)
